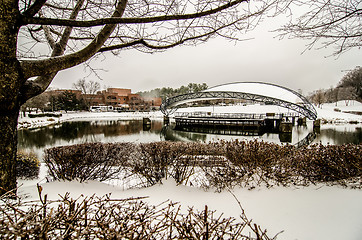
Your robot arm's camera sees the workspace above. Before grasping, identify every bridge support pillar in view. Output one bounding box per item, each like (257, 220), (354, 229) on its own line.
(143, 118), (151, 131)
(143, 117), (151, 125)
(264, 119), (281, 131)
(279, 122), (293, 133)
(163, 116), (170, 125)
(313, 119), (321, 128)
(313, 119), (321, 134)
(297, 117), (306, 126)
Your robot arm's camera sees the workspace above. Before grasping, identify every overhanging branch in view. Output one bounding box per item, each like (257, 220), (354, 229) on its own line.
(22, 0), (47, 17)
(20, 0), (128, 80)
(20, 0), (246, 27)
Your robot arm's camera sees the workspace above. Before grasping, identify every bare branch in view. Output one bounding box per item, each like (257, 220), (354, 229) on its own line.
(22, 0), (47, 17)
(20, 0), (128, 79)
(21, 0), (247, 27)
(278, 0), (362, 55)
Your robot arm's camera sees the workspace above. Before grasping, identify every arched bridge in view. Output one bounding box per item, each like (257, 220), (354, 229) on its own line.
(160, 82), (317, 120)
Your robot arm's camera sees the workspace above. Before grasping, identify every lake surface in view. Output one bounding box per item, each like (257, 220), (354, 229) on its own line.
(18, 119), (362, 158)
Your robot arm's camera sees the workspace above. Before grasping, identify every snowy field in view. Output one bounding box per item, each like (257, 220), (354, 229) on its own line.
(17, 101), (362, 240)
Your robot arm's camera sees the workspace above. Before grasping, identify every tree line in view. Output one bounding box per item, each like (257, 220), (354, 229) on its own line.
(21, 90), (88, 114)
(308, 66), (362, 106)
(137, 83), (208, 100)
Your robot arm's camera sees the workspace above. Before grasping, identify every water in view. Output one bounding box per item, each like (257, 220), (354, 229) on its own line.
(18, 119), (362, 158)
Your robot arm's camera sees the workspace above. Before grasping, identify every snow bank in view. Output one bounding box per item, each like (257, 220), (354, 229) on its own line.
(316, 101), (362, 123)
(18, 178), (362, 240)
(18, 111), (164, 129)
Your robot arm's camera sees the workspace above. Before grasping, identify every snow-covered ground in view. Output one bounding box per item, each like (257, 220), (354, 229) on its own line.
(18, 110), (164, 129)
(16, 102), (362, 240)
(18, 176), (362, 240)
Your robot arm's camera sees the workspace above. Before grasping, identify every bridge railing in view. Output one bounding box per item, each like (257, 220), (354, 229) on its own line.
(174, 112), (301, 120)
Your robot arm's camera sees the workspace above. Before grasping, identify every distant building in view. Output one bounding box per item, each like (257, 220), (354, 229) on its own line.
(48, 88), (162, 111)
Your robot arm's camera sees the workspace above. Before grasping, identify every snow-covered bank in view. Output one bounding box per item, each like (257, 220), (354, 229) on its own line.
(18, 111), (164, 129)
(18, 178), (362, 240)
(317, 100), (362, 123)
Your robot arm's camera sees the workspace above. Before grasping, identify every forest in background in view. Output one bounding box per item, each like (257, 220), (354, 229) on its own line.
(137, 83), (208, 99)
(308, 66), (361, 106)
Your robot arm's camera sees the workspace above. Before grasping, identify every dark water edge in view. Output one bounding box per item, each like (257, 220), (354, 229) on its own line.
(18, 120), (361, 159)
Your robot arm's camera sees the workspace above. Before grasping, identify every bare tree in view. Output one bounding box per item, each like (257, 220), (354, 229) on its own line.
(279, 0), (362, 55)
(0, 0), (287, 194)
(309, 89), (326, 107)
(338, 86), (357, 105)
(73, 79), (101, 107)
(338, 66), (362, 100)
(73, 79), (100, 95)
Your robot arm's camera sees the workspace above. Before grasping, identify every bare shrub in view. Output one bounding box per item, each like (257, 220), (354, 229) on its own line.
(43, 140), (361, 189)
(292, 143), (361, 185)
(16, 151), (40, 179)
(221, 140), (294, 188)
(44, 142), (134, 182)
(129, 142), (193, 186)
(204, 140), (361, 189)
(0, 191), (278, 239)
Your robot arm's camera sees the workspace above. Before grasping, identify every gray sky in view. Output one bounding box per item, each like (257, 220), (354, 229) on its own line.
(50, 17), (360, 96)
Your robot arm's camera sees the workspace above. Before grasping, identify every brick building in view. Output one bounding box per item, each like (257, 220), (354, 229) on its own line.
(52, 88), (162, 111)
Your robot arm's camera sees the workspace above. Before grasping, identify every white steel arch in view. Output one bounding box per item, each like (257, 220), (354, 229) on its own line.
(161, 82), (317, 120)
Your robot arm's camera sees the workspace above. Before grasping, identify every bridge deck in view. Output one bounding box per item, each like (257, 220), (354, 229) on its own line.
(174, 112), (301, 133)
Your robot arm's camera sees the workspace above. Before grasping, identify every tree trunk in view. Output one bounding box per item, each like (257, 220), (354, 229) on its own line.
(0, 0), (22, 195)
(0, 111), (19, 195)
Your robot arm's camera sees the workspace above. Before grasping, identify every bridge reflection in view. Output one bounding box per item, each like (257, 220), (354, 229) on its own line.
(160, 124), (317, 147)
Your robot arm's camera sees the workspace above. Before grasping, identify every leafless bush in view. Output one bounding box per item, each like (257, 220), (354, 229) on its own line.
(219, 140), (296, 188)
(16, 151), (40, 179)
(44, 142), (135, 182)
(129, 142), (200, 186)
(0, 190), (278, 239)
(129, 142), (181, 186)
(200, 140), (361, 189)
(291, 143), (361, 186)
(43, 141), (361, 189)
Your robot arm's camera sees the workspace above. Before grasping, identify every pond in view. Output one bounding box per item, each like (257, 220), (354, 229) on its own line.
(18, 119), (362, 159)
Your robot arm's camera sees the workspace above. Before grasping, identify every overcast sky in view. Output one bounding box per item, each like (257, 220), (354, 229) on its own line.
(49, 16), (361, 96)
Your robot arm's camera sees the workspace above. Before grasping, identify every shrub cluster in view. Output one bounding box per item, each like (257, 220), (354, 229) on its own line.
(43, 141), (362, 189)
(292, 144), (361, 184)
(205, 141), (361, 189)
(16, 151), (40, 179)
(44, 142), (133, 182)
(28, 112), (62, 118)
(0, 192), (275, 239)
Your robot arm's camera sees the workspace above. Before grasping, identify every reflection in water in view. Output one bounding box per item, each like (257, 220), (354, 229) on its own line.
(316, 125), (362, 145)
(18, 120), (164, 149)
(18, 120), (361, 158)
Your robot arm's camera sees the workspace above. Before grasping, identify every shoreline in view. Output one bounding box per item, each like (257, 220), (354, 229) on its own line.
(18, 101), (362, 130)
